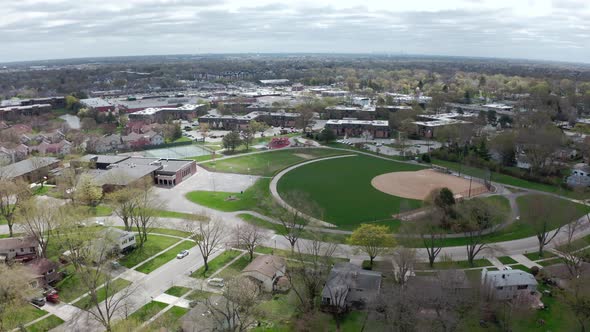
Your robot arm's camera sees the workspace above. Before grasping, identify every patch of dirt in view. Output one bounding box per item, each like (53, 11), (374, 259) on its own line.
(371, 169), (487, 200)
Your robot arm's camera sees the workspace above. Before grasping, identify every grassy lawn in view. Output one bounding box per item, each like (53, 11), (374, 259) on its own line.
(185, 290), (215, 302)
(154, 209), (202, 220)
(238, 213), (351, 244)
(524, 251), (555, 261)
(497, 256), (518, 265)
(150, 306), (189, 330)
(186, 178), (269, 212)
(538, 258), (564, 266)
(26, 314), (64, 332)
(32, 185), (50, 196)
(191, 249), (242, 278)
(201, 148), (346, 176)
(165, 286), (192, 297)
(3, 305), (47, 330)
(432, 158), (588, 199)
(128, 301), (168, 322)
(85, 205), (113, 217)
(557, 233), (590, 251)
(73, 279), (131, 309)
(119, 235), (180, 268)
(147, 227), (192, 238)
(510, 264), (531, 273)
(189, 154), (216, 162)
(255, 246), (349, 263)
(135, 240), (195, 274)
(55, 265), (109, 303)
(216, 254), (252, 280)
(277, 154), (424, 229)
(416, 258), (492, 270)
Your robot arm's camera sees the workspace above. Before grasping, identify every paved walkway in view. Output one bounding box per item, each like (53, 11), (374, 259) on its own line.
(487, 257), (506, 270)
(510, 254), (542, 269)
(153, 293), (191, 308)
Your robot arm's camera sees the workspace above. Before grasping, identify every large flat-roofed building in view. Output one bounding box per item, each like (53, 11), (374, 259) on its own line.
(0, 157), (60, 182)
(325, 118), (390, 138)
(325, 105), (375, 119)
(75, 155), (196, 189)
(412, 113), (473, 138)
(199, 110), (299, 130)
(0, 104), (53, 121)
(80, 98), (116, 112)
(128, 104), (206, 123)
(259, 79), (290, 86)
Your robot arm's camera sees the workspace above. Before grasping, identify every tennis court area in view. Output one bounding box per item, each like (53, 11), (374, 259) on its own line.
(143, 145), (210, 159)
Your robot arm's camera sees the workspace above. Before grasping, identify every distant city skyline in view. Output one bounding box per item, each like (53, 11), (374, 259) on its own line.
(2, 0), (589, 63)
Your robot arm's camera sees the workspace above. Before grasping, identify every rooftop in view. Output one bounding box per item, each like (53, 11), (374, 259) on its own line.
(326, 119), (389, 126)
(483, 268), (537, 287)
(0, 157), (59, 179)
(242, 255), (286, 278)
(80, 98), (113, 108)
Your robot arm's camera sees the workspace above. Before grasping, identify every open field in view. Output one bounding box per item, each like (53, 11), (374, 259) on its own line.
(186, 178), (269, 212)
(372, 168), (487, 200)
(276, 154), (425, 229)
(200, 148), (347, 176)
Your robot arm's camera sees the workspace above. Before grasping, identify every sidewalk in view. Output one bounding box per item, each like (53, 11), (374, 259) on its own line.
(510, 254), (542, 269)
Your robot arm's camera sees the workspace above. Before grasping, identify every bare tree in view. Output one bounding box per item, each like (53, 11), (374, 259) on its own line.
(130, 179), (162, 247)
(205, 276), (261, 332)
(106, 187), (139, 231)
(456, 199), (503, 266)
(235, 223), (267, 262)
(54, 219), (136, 332)
(559, 276), (590, 332)
(286, 236), (338, 312)
(0, 178), (31, 237)
(0, 265), (36, 331)
(15, 199), (60, 257)
(189, 220), (225, 273)
(520, 194), (572, 257)
(392, 247), (417, 285)
(418, 212), (446, 268)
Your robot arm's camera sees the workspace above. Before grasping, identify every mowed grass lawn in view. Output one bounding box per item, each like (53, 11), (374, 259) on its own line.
(186, 178), (269, 212)
(119, 235), (181, 268)
(73, 279), (132, 309)
(277, 154), (425, 229)
(26, 315), (64, 332)
(201, 148), (346, 176)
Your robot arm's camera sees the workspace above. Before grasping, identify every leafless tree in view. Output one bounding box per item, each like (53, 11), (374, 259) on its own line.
(392, 247), (417, 285)
(520, 194), (572, 257)
(559, 276), (590, 332)
(235, 223), (267, 262)
(205, 276), (261, 332)
(106, 187), (139, 231)
(286, 236), (338, 312)
(15, 199), (61, 257)
(456, 199), (503, 266)
(0, 178), (31, 237)
(129, 179), (162, 247)
(0, 264), (36, 331)
(189, 220), (226, 273)
(418, 212), (446, 268)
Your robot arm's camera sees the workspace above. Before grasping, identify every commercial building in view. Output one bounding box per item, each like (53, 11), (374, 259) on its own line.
(198, 110), (299, 130)
(0, 104), (53, 121)
(259, 79), (290, 86)
(80, 98), (116, 112)
(128, 104), (206, 123)
(0, 157), (60, 182)
(412, 113), (473, 138)
(325, 118), (391, 138)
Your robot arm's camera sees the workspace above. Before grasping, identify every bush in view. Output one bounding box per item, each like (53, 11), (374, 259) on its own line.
(530, 266), (540, 276)
(362, 260), (372, 270)
(421, 153), (431, 163)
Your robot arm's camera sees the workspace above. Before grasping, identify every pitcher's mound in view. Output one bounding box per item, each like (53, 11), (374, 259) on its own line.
(371, 169), (487, 200)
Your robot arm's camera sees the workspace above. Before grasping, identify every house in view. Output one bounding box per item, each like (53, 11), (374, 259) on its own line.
(0, 144), (29, 165)
(102, 227), (136, 253)
(91, 134), (123, 153)
(30, 140), (72, 156)
(0, 157), (60, 182)
(241, 255), (287, 292)
(321, 263), (382, 311)
(27, 258), (60, 287)
(0, 237), (39, 262)
(481, 268), (538, 300)
(567, 163), (590, 187)
(325, 119), (390, 138)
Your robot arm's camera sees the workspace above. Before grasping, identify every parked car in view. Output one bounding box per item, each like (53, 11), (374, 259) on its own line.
(177, 250), (189, 259)
(207, 278), (225, 287)
(31, 297), (46, 307)
(43, 288), (59, 304)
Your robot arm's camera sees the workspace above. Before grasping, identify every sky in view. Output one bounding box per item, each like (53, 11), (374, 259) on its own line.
(1, 0), (589, 63)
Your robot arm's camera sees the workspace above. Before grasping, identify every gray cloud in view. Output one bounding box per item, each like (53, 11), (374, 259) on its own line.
(0, 1), (589, 63)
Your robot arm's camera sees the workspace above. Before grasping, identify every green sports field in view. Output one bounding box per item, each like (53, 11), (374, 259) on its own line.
(276, 154), (425, 229)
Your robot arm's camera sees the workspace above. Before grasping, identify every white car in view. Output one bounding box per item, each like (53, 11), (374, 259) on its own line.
(176, 250), (189, 259)
(207, 278), (225, 287)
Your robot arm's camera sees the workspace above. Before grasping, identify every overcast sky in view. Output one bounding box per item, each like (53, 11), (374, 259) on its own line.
(1, 0), (589, 63)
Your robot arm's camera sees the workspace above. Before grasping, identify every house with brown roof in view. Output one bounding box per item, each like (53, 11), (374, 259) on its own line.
(27, 258), (60, 287)
(0, 237), (39, 262)
(241, 255), (286, 292)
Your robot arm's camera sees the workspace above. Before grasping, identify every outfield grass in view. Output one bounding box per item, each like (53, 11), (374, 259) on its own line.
(165, 286), (192, 297)
(201, 148), (346, 176)
(186, 178), (269, 212)
(119, 235), (181, 268)
(26, 314), (64, 332)
(135, 240), (195, 273)
(191, 249), (242, 278)
(277, 154), (425, 229)
(73, 279), (131, 309)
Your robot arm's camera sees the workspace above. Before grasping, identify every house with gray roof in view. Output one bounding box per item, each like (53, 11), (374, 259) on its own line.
(0, 157), (59, 182)
(481, 268), (538, 300)
(321, 263), (382, 311)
